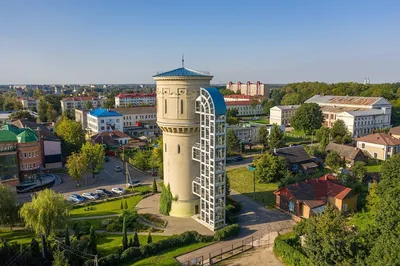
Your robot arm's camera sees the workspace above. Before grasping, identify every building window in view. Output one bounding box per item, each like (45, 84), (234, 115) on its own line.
(180, 100), (184, 114)
(362, 143), (365, 149)
(165, 143), (167, 152)
(178, 145), (180, 154)
(101, 120), (104, 123)
(24, 153), (27, 158)
(374, 153), (377, 159)
(28, 152), (32, 158)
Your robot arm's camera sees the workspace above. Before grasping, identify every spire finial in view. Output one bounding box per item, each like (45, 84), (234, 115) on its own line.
(182, 54), (184, 68)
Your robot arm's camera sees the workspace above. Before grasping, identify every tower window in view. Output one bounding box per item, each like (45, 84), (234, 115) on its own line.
(165, 143), (167, 152)
(180, 100), (184, 114)
(178, 145), (180, 154)
(164, 99), (167, 114)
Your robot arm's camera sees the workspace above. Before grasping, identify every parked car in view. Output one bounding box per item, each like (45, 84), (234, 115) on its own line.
(81, 192), (99, 200)
(104, 156), (109, 162)
(127, 180), (141, 188)
(251, 117), (259, 121)
(151, 171), (157, 177)
(234, 155), (244, 162)
(95, 188), (113, 197)
(70, 194), (85, 203)
(113, 165), (122, 172)
(111, 187), (126, 195)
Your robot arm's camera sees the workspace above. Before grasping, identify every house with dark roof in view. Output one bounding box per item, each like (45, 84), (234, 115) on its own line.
(356, 132), (400, 160)
(273, 145), (319, 174)
(274, 174), (358, 219)
(91, 130), (131, 150)
(325, 142), (367, 167)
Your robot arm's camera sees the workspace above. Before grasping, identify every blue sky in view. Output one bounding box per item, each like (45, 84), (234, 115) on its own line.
(1, 0), (399, 84)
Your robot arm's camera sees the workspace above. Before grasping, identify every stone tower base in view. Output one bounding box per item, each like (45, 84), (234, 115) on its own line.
(169, 198), (200, 218)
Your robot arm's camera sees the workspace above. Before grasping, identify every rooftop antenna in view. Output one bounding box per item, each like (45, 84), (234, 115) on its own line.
(182, 54), (184, 68)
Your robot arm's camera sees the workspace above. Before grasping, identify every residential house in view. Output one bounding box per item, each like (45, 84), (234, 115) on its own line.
(87, 108), (123, 135)
(227, 123), (261, 144)
(356, 132), (400, 160)
(224, 95), (264, 116)
(325, 142), (368, 167)
(112, 107), (160, 137)
(269, 105), (300, 126)
(61, 96), (104, 113)
(17, 97), (39, 111)
(388, 126), (400, 139)
(305, 95), (392, 137)
(273, 145), (319, 173)
(91, 130), (130, 150)
(115, 93), (156, 107)
(274, 174), (358, 220)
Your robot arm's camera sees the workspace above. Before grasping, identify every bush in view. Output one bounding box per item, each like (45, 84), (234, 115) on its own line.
(106, 220), (122, 232)
(273, 235), (310, 266)
(139, 244), (151, 258)
(120, 247), (141, 262)
(214, 224), (240, 241)
(73, 220), (92, 238)
(98, 254), (120, 266)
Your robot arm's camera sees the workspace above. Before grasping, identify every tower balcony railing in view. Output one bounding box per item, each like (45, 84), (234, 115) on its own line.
(192, 177), (201, 197)
(192, 142), (201, 162)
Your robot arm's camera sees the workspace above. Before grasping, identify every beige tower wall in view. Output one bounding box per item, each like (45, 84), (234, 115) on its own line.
(155, 76), (212, 218)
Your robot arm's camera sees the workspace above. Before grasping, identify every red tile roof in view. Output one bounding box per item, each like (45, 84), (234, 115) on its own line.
(223, 95), (263, 100)
(356, 132), (400, 146)
(116, 93), (156, 99)
(62, 96), (101, 102)
(225, 100), (260, 106)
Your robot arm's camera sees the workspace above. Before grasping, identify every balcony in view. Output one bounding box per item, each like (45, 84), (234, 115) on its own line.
(192, 142), (201, 162)
(192, 177), (201, 197)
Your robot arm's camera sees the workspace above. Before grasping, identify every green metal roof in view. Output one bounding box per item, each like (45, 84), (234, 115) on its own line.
(0, 130), (17, 143)
(16, 129), (38, 143)
(2, 124), (23, 135)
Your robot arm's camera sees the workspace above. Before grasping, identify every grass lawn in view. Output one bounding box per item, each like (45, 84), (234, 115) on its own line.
(68, 217), (106, 230)
(227, 167), (279, 208)
(70, 195), (142, 219)
(129, 242), (212, 266)
(366, 164), (382, 173)
(97, 234), (168, 255)
(0, 229), (36, 245)
(251, 119), (270, 124)
(347, 211), (375, 232)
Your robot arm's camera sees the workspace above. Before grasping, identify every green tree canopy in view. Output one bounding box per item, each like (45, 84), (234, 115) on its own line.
(325, 151), (345, 172)
(0, 184), (18, 228)
(66, 152), (86, 185)
(330, 119), (352, 144)
(255, 152), (288, 183)
(226, 128), (240, 156)
(262, 100), (275, 116)
(351, 161), (367, 182)
(153, 137), (163, 179)
(258, 126), (269, 148)
(81, 142), (105, 179)
(54, 116), (85, 155)
(84, 101), (93, 110)
(290, 103), (323, 134)
(9, 110), (36, 122)
(268, 124), (285, 150)
(133, 150), (151, 171)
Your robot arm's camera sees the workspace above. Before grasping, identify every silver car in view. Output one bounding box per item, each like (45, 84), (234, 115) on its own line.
(81, 192), (99, 200)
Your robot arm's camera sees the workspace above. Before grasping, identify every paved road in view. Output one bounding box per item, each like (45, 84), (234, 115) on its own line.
(17, 156), (156, 203)
(175, 190), (294, 264)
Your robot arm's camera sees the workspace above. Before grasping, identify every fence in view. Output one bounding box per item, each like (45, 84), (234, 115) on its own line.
(183, 230), (275, 266)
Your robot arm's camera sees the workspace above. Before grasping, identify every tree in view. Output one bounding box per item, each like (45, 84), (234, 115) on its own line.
(226, 108), (238, 118)
(104, 98), (115, 109)
(0, 184), (18, 229)
(120, 201), (123, 210)
(159, 183), (173, 215)
(66, 152), (86, 185)
(255, 152), (288, 183)
(325, 151), (345, 172)
(315, 127), (330, 149)
(52, 249), (69, 266)
(250, 97), (259, 110)
(351, 161), (367, 182)
(281, 93), (301, 105)
(330, 120), (350, 144)
(226, 128), (240, 156)
(271, 89), (284, 105)
(290, 103), (323, 134)
(133, 232), (140, 247)
(152, 179), (158, 193)
(153, 137), (163, 179)
(295, 205), (365, 265)
(64, 225), (70, 246)
(37, 97), (48, 122)
(122, 216), (128, 250)
(147, 232), (152, 244)
(46, 105), (57, 122)
(258, 126), (269, 149)
(226, 108), (239, 125)
(268, 124), (284, 150)
(54, 116), (85, 155)
(262, 100), (275, 116)
(9, 110), (36, 122)
(88, 226), (97, 254)
(19, 189), (70, 258)
(133, 151), (151, 171)
(81, 142), (105, 179)
(124, 200), (128, 209)
(84, 101), (93, 110)
(30, 238), (40, 258)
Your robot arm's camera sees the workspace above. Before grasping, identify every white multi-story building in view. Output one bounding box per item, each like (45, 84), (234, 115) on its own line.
(115, 93), (156, 107)
(61, 97), (104, 113)
(228, 123), (261, 143)
(224, 95), (264, 116)
(226, 81), (268, 97)
(305, 95), (392, 137)
(192, 87), (227, 230)
(269, 105), (300, 126)
(17, 97), (39, 111)
(113, 107), (160, 137)
(87, 108), (123, 135)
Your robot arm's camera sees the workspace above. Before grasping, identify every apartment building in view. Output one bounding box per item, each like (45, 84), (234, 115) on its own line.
(61, 96), (104, 113)
(17, 97), (39, 111)
(87, 108), (123, 135)
(115, 93), (156, 107)
(228, 124), (261, 143)
(305, 95), (392, 137)
(269, 105), (300, 126)
(224, 95), (264, 116)
(113, 107), (160, 137)
(226, 81), (268, 97)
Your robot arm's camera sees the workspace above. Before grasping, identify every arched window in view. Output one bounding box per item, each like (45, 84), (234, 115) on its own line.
(180, 100), (184, 114)
(178, 144), (180, 154)
(164, 99), (167, 114)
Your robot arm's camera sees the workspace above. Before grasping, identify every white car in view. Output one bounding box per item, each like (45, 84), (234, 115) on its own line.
(127, 180), (141, 188)
(81, 192), (99, 200)
(111, 187), (126, 195)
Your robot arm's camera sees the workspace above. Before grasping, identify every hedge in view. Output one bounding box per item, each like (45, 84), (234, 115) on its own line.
(273, 236), (310, 266)
(213, 224), (240, 241)
(98, 254), (120, 266)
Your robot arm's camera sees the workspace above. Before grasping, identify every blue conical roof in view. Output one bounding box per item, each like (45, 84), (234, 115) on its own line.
(153, 67), (212, 78)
